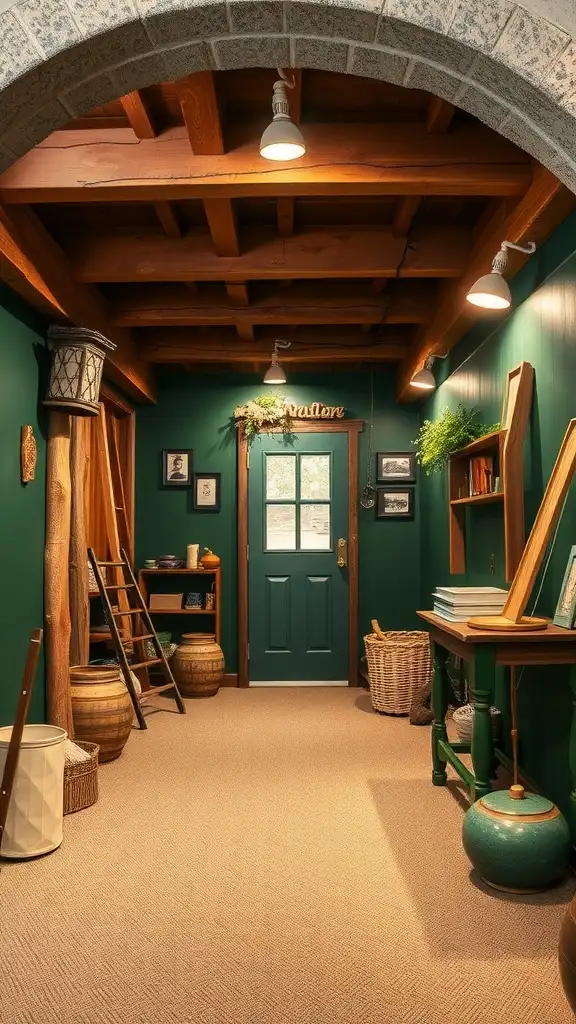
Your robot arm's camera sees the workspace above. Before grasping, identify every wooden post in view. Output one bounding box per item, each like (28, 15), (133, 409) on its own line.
(45, 411), (74, 735)
(69, 417), (89, 667)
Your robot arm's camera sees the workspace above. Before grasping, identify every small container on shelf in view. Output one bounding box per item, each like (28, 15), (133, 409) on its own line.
(149, 593), (184, 611)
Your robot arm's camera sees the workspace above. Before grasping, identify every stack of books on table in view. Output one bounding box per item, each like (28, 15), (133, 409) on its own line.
(432, 587), (508, 622)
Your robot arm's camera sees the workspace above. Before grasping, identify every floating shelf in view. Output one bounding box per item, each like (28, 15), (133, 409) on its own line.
(450, 429), (505, 459)
(450, 492), (504, 507)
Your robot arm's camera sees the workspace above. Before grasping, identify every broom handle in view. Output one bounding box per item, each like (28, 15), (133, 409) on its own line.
(0, 629), (43, 850)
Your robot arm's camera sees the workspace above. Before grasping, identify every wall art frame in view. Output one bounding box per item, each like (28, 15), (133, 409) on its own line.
(376, 451), (416, 483)
(376, 487), (414, 520)
(162, 449), (192, 487)
(193, 472), (221, 511)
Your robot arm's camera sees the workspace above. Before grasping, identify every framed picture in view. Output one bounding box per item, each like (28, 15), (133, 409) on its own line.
(193, 473), (221, 511)
(162, 449), (192, 487)
(376, 451), (416, 483)
(553, 545), (576, 629)
(376, 487), (414, 520)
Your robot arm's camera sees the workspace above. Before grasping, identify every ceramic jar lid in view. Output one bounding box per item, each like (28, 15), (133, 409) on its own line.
(478, 789), (557, 819)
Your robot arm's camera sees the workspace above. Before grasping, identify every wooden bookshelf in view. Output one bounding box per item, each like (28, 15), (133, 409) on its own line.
(137, 566), (221, 645)
(448, 363), (534, 582)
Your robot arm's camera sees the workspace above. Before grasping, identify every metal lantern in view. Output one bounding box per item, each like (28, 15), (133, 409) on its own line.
(44, 325), (116, 416)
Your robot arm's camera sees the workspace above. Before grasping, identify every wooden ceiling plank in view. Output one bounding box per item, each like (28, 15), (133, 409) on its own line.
(235, 320), (255, 341)
(426, 96), (456, 134)
(392, 196), (421, 237)
(139, 335), (407, 363)
(177, 71), (225, 155)
(70, 225), (470, 282)
(226, 283), (249, 306)
(0, 204), (155, 403)
(397, 165), (576, 400)
(153, 201), (182, 238)
(0, 218), (66, 319)
(203, 198), (240, 256)
(277, 197), (295, 237)
(120, 91), (157, 140)
(0, 125), (531, 201)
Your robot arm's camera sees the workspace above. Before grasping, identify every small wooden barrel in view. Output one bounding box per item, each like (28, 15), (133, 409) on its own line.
(172, 633), (224, 698)
(70, 666), (132, 762)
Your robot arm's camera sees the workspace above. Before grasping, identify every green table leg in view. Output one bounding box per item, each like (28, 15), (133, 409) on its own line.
(431, 641), (450, 786)
(470, 645), (496, 801)
(567, 668), (576, 843)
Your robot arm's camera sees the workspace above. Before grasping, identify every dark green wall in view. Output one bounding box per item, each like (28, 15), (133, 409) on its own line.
(420, 210), (576, 817)
(0, 285), (47, 725)
(136, 370), (422, 671)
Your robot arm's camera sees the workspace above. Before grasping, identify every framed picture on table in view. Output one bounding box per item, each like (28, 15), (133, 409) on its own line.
(193, 473), (221, 511)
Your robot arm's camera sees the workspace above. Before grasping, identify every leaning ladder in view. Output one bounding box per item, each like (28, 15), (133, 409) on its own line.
(88, 547), (186, 730)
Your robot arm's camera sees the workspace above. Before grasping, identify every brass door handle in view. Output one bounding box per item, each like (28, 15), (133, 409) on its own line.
(337, 537), (347, 568)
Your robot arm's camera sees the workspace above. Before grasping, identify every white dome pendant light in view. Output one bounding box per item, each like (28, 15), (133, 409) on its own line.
(410, 355), (436, 391)
(263, 340), (291, 384)
(260, 69), (306, 162)
(467, 240), (536, 310)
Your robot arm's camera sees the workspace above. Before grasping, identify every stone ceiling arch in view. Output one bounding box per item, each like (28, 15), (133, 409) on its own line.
(0, 1), (575, 193)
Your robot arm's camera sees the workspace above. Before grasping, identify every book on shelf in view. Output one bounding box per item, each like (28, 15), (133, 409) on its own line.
(469, 455), (494, 495)
(433, 586), (508, 606)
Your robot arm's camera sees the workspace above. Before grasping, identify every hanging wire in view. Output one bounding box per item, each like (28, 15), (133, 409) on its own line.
(360, 367), (376, 509)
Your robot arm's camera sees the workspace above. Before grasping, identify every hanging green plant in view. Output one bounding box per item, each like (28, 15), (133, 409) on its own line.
(234, 393), (292, 441)
(414, 404), (500, 474)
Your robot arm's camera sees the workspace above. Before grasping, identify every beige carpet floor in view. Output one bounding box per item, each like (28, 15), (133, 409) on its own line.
(2, 687), (574, 1024)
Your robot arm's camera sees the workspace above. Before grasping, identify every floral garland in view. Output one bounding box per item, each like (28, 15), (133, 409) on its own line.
(234, 393), (292, 441)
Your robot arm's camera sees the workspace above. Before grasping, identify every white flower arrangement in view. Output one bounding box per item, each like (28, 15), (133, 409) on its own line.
(234, 393), (292, 441)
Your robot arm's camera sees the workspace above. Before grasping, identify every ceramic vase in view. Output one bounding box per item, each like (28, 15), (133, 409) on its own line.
(70, 666), (133, 762)
(462, 788), (570, 893)
(172, 633), (224, 698)
(200, 549), (220, 569)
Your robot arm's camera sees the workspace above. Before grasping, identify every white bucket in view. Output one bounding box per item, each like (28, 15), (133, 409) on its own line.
(0, 724), (67, 859)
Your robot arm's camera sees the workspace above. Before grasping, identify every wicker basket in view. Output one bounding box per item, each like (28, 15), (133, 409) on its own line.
(63, 741), (99, 815)
(364, 630), (432, 715)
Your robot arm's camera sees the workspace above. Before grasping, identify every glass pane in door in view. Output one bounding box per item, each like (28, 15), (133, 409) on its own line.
(300, 454), (330, 500)
(266, 455), (296, 500)
(266, 504), (297, 550)
(300, 504), (331, 550)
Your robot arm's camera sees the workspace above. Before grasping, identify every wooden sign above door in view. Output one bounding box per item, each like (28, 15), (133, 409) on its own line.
(284, 402), (346, 420)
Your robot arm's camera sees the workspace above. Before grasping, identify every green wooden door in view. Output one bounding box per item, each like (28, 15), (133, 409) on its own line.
(248, 432), (349, 683)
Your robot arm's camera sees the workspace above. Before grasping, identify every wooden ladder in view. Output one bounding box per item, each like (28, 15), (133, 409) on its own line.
(88, 547), (186, 730)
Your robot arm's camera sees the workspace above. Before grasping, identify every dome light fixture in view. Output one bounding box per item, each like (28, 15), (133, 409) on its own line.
(263, 340), (291, 384)
(260, 68), (306, 162)
(467, 240), (536, 310)
(410, 355), (437, 391)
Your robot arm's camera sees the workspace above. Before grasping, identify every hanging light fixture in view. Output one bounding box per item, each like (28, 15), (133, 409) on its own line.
(410, 355), (437, 391)
(260, 68), (305, 162)
(263, 340), (291, 384)
(467, 240), (536, 310)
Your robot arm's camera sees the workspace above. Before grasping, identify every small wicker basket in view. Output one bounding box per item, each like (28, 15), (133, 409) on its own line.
(64, 741), (99, 815)
(364, 625), (432, 715)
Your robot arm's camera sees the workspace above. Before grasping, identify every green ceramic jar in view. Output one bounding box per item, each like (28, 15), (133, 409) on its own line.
(462, 787), (571, 893)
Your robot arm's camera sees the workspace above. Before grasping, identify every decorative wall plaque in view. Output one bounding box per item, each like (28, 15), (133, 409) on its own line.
(20, 425), (37, 483)
(284, 402), (345, 419)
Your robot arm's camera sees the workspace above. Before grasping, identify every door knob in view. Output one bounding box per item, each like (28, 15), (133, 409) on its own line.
(337, 537), (347, 568)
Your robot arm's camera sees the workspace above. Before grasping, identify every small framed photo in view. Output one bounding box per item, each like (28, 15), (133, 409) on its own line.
(162, 449), (192, 487)
(553, 545), (576, 629)
(376, 488), (414, 520)
(193, 473), (221, 511)
(376, 452), (416, 483)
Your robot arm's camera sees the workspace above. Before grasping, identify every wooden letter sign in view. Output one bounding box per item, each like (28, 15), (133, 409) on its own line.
(285, 402), (345, 420)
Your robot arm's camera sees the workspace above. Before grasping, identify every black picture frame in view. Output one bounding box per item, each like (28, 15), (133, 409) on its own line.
(162, 449), (193, 487)
(193, 473), (221, 511)
(376, 451), (416, 484)
(376, 487), (414, 520)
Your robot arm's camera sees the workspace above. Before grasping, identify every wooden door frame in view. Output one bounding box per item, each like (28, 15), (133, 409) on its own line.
(237, 419), (363, 689)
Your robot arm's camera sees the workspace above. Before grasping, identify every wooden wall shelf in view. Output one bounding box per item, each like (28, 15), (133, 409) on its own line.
(137, 566), (221, 645)
(448, 362), (534, 583)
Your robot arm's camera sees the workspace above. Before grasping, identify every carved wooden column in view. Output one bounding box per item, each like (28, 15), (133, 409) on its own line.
(45, 411), (73, 735)
(69, 417), (89, 667)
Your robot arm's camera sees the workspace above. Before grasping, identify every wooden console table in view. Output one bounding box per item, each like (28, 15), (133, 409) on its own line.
(417, 612), (576, 805)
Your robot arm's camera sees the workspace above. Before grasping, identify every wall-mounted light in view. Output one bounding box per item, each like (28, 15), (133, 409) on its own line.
(466, 240), (536, 310)
(410, 355), (437, 391)
(260, 68), (305, 162)
(263, 340), (291, 384)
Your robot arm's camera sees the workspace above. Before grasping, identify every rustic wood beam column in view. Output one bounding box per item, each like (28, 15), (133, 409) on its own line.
(177, 71), (225, 154)
(392, 196), (421, 237)
(45, 411), (73, 735)
(153, 201), (181, 238)
(120, 91), (157, 140)
(69, 417), (89, 668)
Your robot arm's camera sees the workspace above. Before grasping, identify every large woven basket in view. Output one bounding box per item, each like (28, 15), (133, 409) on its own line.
(364, 630), (432, 715)
(63, 741), (99, 815)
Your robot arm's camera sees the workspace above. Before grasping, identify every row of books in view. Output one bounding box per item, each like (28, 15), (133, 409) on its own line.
(467, 456), (500, 497)
(432, 586), (508, 622)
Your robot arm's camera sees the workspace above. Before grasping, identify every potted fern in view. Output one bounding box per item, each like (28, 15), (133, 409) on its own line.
(414, 404), (499, 475)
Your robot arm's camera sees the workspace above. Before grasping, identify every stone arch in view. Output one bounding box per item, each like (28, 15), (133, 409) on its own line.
(0, 1), (575, 192)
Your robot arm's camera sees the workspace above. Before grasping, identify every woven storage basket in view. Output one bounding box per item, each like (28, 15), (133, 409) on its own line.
(63, 741), (99, 815)
(364, 630), (432, 715)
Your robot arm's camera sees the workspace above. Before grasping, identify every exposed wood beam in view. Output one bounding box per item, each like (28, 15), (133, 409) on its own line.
(277, 197), (295, 237)
(235, 321), (254, 341)
(371, 279), (387, 295)
(427, 96), (456, 134)
(397, 166), (576, 400)
(120, 91), (157, 140)
(203, 198), (239, 256)
(0, 125), (531, 202)
(69, 226), (470, 283)
(176, 71), (225, 155)
(109, 282), (435, 326)
(0, 217), (65, 318)
(138, 329), (407, 364)
(153, 201), (181, 238)
(0, 205), (155, 403)
(225, 283), (249, 306)
(392, 196), (421, 237)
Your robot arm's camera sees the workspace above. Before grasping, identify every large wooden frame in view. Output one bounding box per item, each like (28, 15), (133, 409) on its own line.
(237, 419), (363, 689)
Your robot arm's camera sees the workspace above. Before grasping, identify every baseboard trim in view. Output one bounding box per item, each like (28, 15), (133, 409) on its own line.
(221, 673), (238, 687)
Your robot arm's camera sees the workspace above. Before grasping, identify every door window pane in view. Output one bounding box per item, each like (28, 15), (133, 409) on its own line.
(266, 504), (296, 550)
(266, 454), (296, 500)
(300, 454), (330, 500)
(300, 504), (331, 550)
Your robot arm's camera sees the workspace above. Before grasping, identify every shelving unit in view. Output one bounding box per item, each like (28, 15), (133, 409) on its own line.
(137, 567), (221, 645)
(448, 363), (534, 582)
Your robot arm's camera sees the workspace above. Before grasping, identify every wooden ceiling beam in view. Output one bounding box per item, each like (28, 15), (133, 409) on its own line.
(120, 91), (157, 140)
(138, 330), (408, 364)
(203, 198), (240, 256)
(392, 196), (422, 237)
(277, 197), (295, 238)
(70, 226), (470, 283)
(427, 96), (456, 134)
(0, 125), (531, 202)
(235, 321), (255, 341)
(0, 205), (155, 403)
(225, 283), (249, 306)
(176, 71), (225, 155)
(153, 201), (181, 238)
(0, 217), (65, 319)
(397, 165), (576, 400)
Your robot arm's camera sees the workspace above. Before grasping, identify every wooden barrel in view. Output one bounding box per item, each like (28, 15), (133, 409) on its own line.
(172, 633), (224, 698)
(69, 666), (132, 762)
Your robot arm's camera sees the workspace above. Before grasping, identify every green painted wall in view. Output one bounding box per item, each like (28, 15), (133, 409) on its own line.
(0, 285), (47, 725)
(420, 210), (576, 818)
(136, 370), (422, 671)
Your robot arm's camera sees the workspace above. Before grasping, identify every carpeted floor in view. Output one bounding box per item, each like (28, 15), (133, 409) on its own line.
(2, 687), (574, 1023)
